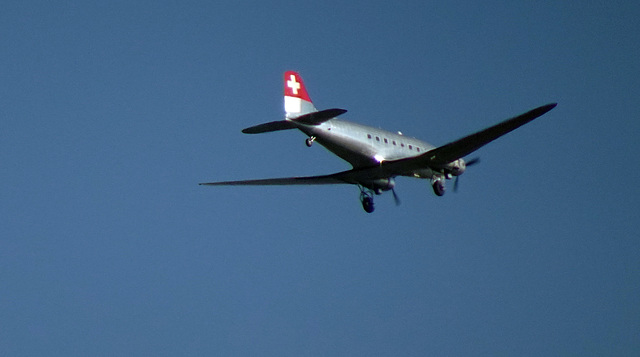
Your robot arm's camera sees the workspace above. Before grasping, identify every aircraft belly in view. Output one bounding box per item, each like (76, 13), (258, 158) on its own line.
(298, 120), (438, 170)
(299, 123), (376, 168)
(403, 168), (436, 179)
(317, 134), (375, 168)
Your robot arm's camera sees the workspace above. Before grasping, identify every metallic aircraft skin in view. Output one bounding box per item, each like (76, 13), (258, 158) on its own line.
(297, 118), (435, 168)
(201, 71), (557, 213)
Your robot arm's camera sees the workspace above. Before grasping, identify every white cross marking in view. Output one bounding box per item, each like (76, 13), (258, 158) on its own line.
(287, 75), (300, 95)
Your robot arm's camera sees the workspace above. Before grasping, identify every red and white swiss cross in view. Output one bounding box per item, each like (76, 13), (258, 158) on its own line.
(284, 71), (311, 102)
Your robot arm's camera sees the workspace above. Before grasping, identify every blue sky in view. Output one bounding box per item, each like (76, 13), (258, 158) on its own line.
(2, 1), (639, 355)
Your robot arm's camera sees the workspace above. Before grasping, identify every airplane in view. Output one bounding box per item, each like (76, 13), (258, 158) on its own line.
(201, 71), (557, 213)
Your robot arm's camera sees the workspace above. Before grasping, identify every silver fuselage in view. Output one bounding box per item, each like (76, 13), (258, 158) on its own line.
(296, 118), (437, 178)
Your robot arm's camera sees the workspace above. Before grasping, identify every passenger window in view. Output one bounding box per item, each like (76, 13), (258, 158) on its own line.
(392, 141), (396, 145)
(367, 134), (372, 139)
(401, 143), (405, 147)
(384, 138), (388, 144)
(409, 145), (413, 150)
(376, 137), (380, 141)
(416, 147), (420, 152)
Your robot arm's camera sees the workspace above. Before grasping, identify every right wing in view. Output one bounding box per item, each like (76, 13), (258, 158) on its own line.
(420, 103), (557, 166)
(374, 103), (557, 174)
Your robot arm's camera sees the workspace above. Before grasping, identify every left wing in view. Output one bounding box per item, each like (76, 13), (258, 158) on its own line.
(199, 172), (351, 186)
(199, 166), (391, 187)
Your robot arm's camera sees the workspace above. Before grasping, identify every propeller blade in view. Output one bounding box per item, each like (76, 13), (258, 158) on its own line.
(392, 187), (401, 206)
(466, 157), (480, 166)
(454, 157), (479, 193)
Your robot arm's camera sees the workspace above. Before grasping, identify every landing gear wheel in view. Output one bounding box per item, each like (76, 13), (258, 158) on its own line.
(359, 185), (375, 213)
(432, 178), (445, 196)
(305, 136), (316, 147)
(362, 196), (375, 213)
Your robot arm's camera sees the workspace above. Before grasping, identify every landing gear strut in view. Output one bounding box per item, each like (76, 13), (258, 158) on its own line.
(305, 136), (316, 147)
(359, 186), (375, 213)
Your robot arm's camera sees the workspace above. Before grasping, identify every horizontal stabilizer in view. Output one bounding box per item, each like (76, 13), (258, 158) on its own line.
(242, 120), (297, 134)
(241, 108), (347, 134)
(293, 108), (347, 125)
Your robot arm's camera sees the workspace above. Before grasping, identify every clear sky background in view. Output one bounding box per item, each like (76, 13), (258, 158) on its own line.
(2, 1), (639, 356)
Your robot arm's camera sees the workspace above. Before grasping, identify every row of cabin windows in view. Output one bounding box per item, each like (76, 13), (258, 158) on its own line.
(366, 134), (421, 152)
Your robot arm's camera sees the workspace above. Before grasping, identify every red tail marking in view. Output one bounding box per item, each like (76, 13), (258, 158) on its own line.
(284, 71), (311, 102)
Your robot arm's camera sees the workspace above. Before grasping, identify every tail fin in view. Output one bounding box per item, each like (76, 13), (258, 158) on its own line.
(242, 71), (346, 134)
(284, 71), (317, 118)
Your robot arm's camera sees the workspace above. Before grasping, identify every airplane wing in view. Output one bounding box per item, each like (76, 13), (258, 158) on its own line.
(423, 103), (557, 166)
(199, 165), (394, 187)
(199, 172), (352, 186)
(378, 103), (557, 173)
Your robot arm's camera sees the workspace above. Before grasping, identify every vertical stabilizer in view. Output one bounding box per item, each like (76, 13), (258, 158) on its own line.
(284, 71), (317, 118)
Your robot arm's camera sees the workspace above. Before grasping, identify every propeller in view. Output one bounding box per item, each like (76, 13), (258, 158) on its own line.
(391, 187), (401, 206)
(466, 157), (481, 167)
(453, 157), (480, 192)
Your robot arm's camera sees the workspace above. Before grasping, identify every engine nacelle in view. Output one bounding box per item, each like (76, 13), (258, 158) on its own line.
(448, 159), (466, 176)
(363, 178), (395, 194)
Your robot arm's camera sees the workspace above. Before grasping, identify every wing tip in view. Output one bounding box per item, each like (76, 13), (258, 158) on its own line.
(539, 102), (558, 114)
(523, 103), (557, 122)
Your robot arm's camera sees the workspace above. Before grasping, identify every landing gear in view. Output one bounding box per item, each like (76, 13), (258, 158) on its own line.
(305, 136), (316, 147)
(359, 186), (375, 213)
(431, 177), (445, 196)
(362, 195), (375, 213)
